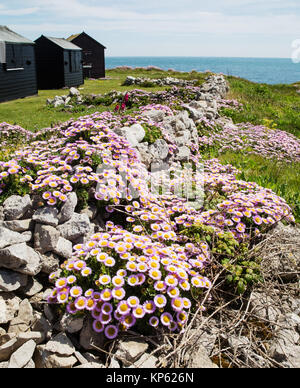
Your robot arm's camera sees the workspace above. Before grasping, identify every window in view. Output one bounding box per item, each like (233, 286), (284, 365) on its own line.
(6, 44), (24, 70)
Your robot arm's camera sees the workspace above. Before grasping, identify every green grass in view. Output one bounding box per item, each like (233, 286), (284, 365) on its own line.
(225, 76), (300, 138)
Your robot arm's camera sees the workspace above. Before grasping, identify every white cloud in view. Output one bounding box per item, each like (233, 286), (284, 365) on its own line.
(0, 5), (38, 16)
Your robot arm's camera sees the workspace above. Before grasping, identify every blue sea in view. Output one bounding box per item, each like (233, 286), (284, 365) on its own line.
(106, 57), (300, 85)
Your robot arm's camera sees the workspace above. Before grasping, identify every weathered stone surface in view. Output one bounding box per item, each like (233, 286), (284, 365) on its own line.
(53, 237), (72, 259)
(60, 314), (84, 334)
(176, 145), (191, 161)
(8, 299), (34, 335)
(23, 359), (35, 368)
(149, 139), (169, 161)
(186, 344), (218, 368)
(33, 207), (59, 227)
(58, 192), (78, 224)
(74, 362), (104, 368)
(31, 312), (52, 342)
(1, 219), (34, 232)
(15, 331), (44, 348)
(69, 87), (80, 97)
(141, 109), (166, 122)
(0, 293), (20, 324)
(40, 252), (60, 274)
(109, 358), (120, 368)
(136, 143), (153, 169)
(0, 243), (42, 276)
(0, 269), (27, 292)
(19, 277), (43, 297)
(128, 353), (158, 368)
(250, 292), (282, 322)
(0, 227), (31, 249)
(3, 195), (32, 221)
(57, 213), (91, 242)
(115, 340), (149, 366)
(34, 345), (77, 368)
(79, 317), (105, 351)
(34, 224), (60, 254)
(270, 313), (300, 368)
(8, 339), (36, 368)
(124, 124), (145, 146)
(0, 338), (18, 362)
(45, 332), (75, 356)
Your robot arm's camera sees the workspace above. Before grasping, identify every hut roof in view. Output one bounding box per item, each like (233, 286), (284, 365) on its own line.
(0, 26), (34, 44)
(67, 32), (106, 49)
(44, 36), (82, 51)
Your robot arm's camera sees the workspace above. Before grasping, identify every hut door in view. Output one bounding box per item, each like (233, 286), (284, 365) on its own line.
(6, 44), (24, 70)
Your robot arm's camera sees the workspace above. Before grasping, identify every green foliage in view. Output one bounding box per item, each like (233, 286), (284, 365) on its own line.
(142, 123), (163, 144)
(222, 249), (263, 295)
(181, 223), (262, 295)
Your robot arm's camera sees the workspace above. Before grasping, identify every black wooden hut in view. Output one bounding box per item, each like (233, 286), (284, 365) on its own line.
(67, 32), (106, 79)
(0, 26), (37, 103)
(34, 35), (83, 89)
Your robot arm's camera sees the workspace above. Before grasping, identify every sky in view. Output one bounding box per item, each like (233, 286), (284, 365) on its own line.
(0, 0), (299, 58)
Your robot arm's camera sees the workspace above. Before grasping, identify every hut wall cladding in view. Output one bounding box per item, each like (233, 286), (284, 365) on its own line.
(35, 38), (64, 89)
(71, 34), (105, 79)
(35, 36), (83, 89)
(0, 44), (37, 103)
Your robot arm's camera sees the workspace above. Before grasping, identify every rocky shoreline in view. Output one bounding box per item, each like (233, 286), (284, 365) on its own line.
(0, 74), (299, 368)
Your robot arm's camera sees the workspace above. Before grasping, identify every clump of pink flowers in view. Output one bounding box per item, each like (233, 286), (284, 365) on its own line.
(49, 223), (210, 339)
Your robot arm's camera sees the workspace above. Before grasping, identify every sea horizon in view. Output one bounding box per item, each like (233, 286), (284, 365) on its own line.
(105, 56), (300, 85)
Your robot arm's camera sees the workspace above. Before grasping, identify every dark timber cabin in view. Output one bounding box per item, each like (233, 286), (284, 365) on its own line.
(34, 35), (83, 89)
(0, 26), (37, 103)
(67, 32), (106, 79)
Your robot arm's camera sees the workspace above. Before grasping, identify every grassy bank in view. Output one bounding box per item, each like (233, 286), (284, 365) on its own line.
(0, 68), (207, 131)
(225, 76), (300, 137)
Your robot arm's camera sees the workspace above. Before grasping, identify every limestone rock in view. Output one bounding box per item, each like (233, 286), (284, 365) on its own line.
(74, 362), (104, 368)
(0, 269), (28, 292)
(0, 293), (21, 324)
(141, 109), (166, 122)
(125, 124), (145, 146)
(34, 224), (60, 254)
(45, 332), (75, 356)
(186, 344), (218, 368)
(53, 237), (72, 259)
(0, 227), (32, 249)
(2, 219), (34, 233)
(8, 340), (36, 368)
(8, 299), (34, 335)
(57, 213), (91, 242)
(0, 243), (42, 276)
(40, 252), (60, 274)
(3, 195), (32, 221)
(115, 340), (149, 366)
(60, 314), (84, 334)
(69, 87), (80, 97)
(149, 139), (169, 161)
(79, 317), (104, 351)
(33, 207), (59, 227)
(34, 345), (77, 368)
(19, 277), (43, 297)
(128, 353), (158, 368)
(58, 192), (78, 224)
(0, 338), (18, 362)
